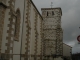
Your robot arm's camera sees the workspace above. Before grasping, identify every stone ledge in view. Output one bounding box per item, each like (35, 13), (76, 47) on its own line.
(0, 2), (7, 8)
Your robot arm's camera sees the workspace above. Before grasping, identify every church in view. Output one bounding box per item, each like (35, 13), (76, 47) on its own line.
(0, 0), (72, 60)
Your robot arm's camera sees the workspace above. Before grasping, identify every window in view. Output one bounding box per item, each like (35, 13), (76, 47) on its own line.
(52, 11), (54, 16)
(14, 8), (21, 41)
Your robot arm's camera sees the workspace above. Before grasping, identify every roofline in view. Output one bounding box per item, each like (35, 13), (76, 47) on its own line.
(41, 7), (61, 10)
(63, 43), (72, 48)
(30, 0), (43, 20)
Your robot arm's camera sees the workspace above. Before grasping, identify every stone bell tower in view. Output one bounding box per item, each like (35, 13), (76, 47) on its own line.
(41, 8), (63, 59)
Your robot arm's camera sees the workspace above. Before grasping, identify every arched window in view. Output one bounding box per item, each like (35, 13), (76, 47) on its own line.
(14, 8), (21, 41)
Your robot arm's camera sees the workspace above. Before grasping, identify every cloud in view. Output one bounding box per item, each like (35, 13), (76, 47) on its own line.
(67, 41), (76, 47)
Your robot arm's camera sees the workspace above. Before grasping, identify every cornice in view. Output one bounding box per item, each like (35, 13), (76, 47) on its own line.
(0, 2), (7, 8)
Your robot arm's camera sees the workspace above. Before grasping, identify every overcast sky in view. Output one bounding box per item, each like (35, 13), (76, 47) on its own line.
(32, 0), (80, 53)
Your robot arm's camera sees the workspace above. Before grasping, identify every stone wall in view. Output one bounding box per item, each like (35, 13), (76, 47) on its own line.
(0, 4), (6, 55)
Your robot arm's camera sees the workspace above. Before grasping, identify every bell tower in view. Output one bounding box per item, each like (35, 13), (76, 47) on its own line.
(41, 8), (63, 59)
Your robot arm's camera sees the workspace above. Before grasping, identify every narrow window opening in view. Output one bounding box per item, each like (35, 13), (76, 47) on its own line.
(47, 12), (48, 16)
(52, 11), (54, 16)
